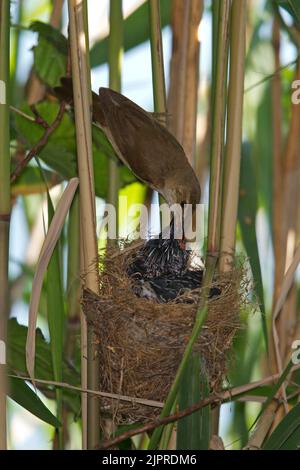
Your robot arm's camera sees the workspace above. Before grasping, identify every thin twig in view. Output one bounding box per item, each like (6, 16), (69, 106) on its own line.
(96, 364), (300, 450)
(97, 395), (223, 450)
(244, 58), (298, 93)
(10, 105), (35, 122)
(10, 365), (300, 412)
(30, 104), (51, 129)
(11, 101), (66, 183)
(8, 373), (163, 408)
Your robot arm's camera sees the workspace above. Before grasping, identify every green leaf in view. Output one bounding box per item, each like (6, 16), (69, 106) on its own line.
(275, 1), (300, 25)
(34, 37), (67, 88)
(238, 143), (268, 350)
(253, 84), (273, 221)
(263, 402), (300, 450)
(47, 194), (65, 385)
(28, 3), (172, 74)
(47, 193), (65, 444)
(30, 21), (67, 87)
(251, 360), (293, 431)
(9, 376), (61, 428)
(90, 0), (172, 68)
(14, 102), (137, 198)
(7, 319), (80, 415)
(28, 3), (172, 77)
(230, 331), (262, 447)
(14, 101), (78, 179)
(11, 167), (62, 197)
(30, 21), (68, 55)
(176, 354), (210, 450)
(8, 318), (54, 380)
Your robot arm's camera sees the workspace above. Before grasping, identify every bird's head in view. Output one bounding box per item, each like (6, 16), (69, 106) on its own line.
(163, 172), (201, 208)
(162, 173), (201, 248)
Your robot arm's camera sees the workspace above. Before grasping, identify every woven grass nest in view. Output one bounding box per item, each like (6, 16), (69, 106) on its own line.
(82, 241), (248, 424)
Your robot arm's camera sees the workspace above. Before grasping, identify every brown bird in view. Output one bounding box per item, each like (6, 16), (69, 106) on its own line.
(55, 78), (202, 279)
(55, 78), (201, 209)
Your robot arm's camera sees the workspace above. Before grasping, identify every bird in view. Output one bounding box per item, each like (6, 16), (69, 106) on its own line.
(55, 78), (201, 209)
(55, 78), (201, 281)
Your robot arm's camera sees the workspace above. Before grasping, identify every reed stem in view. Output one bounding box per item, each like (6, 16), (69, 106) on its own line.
(0, 0), (10, 451)
(148, 0), (167, 116)
(68, 0), (100, 449)
(206, 0), (230, 257)
(66, 193), (80, 361)
(107, 0), (123, 232)
(219, 0), (246, 271)
(168, 0), (203, 165)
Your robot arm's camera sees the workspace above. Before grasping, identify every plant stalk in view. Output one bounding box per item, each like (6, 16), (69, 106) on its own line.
(219, 0), (246, 271)
(168, 0), (203, 165)
(148, 0), (167, 235)
(66, 192), (80, 361)
(148, 0), (167, 116)
(0, 0), (10, 451)
(206, 0), (230, 257)
(68, 0), (100, 449)
(271, 16), (283, 304)
(107, 0), (123, 233)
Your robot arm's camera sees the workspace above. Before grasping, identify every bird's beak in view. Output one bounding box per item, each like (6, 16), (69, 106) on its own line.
(179, 238), (186, 249)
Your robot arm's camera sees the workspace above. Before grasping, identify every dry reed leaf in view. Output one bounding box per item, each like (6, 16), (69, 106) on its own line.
(272, 244), (300, 407)
(245, 404), (277, 450)
(273, 244), (300, 319)
(26, 178), (79, 382)
(244, 255), (300, 451)
(210, 435), (225, 450)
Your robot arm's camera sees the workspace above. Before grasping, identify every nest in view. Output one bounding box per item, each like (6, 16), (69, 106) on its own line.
(82, 242), (247, 424)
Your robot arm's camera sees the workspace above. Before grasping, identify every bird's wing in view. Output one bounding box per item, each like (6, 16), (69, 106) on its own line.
(54, 80), (200, 203)
(94, 88), (192, 190)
